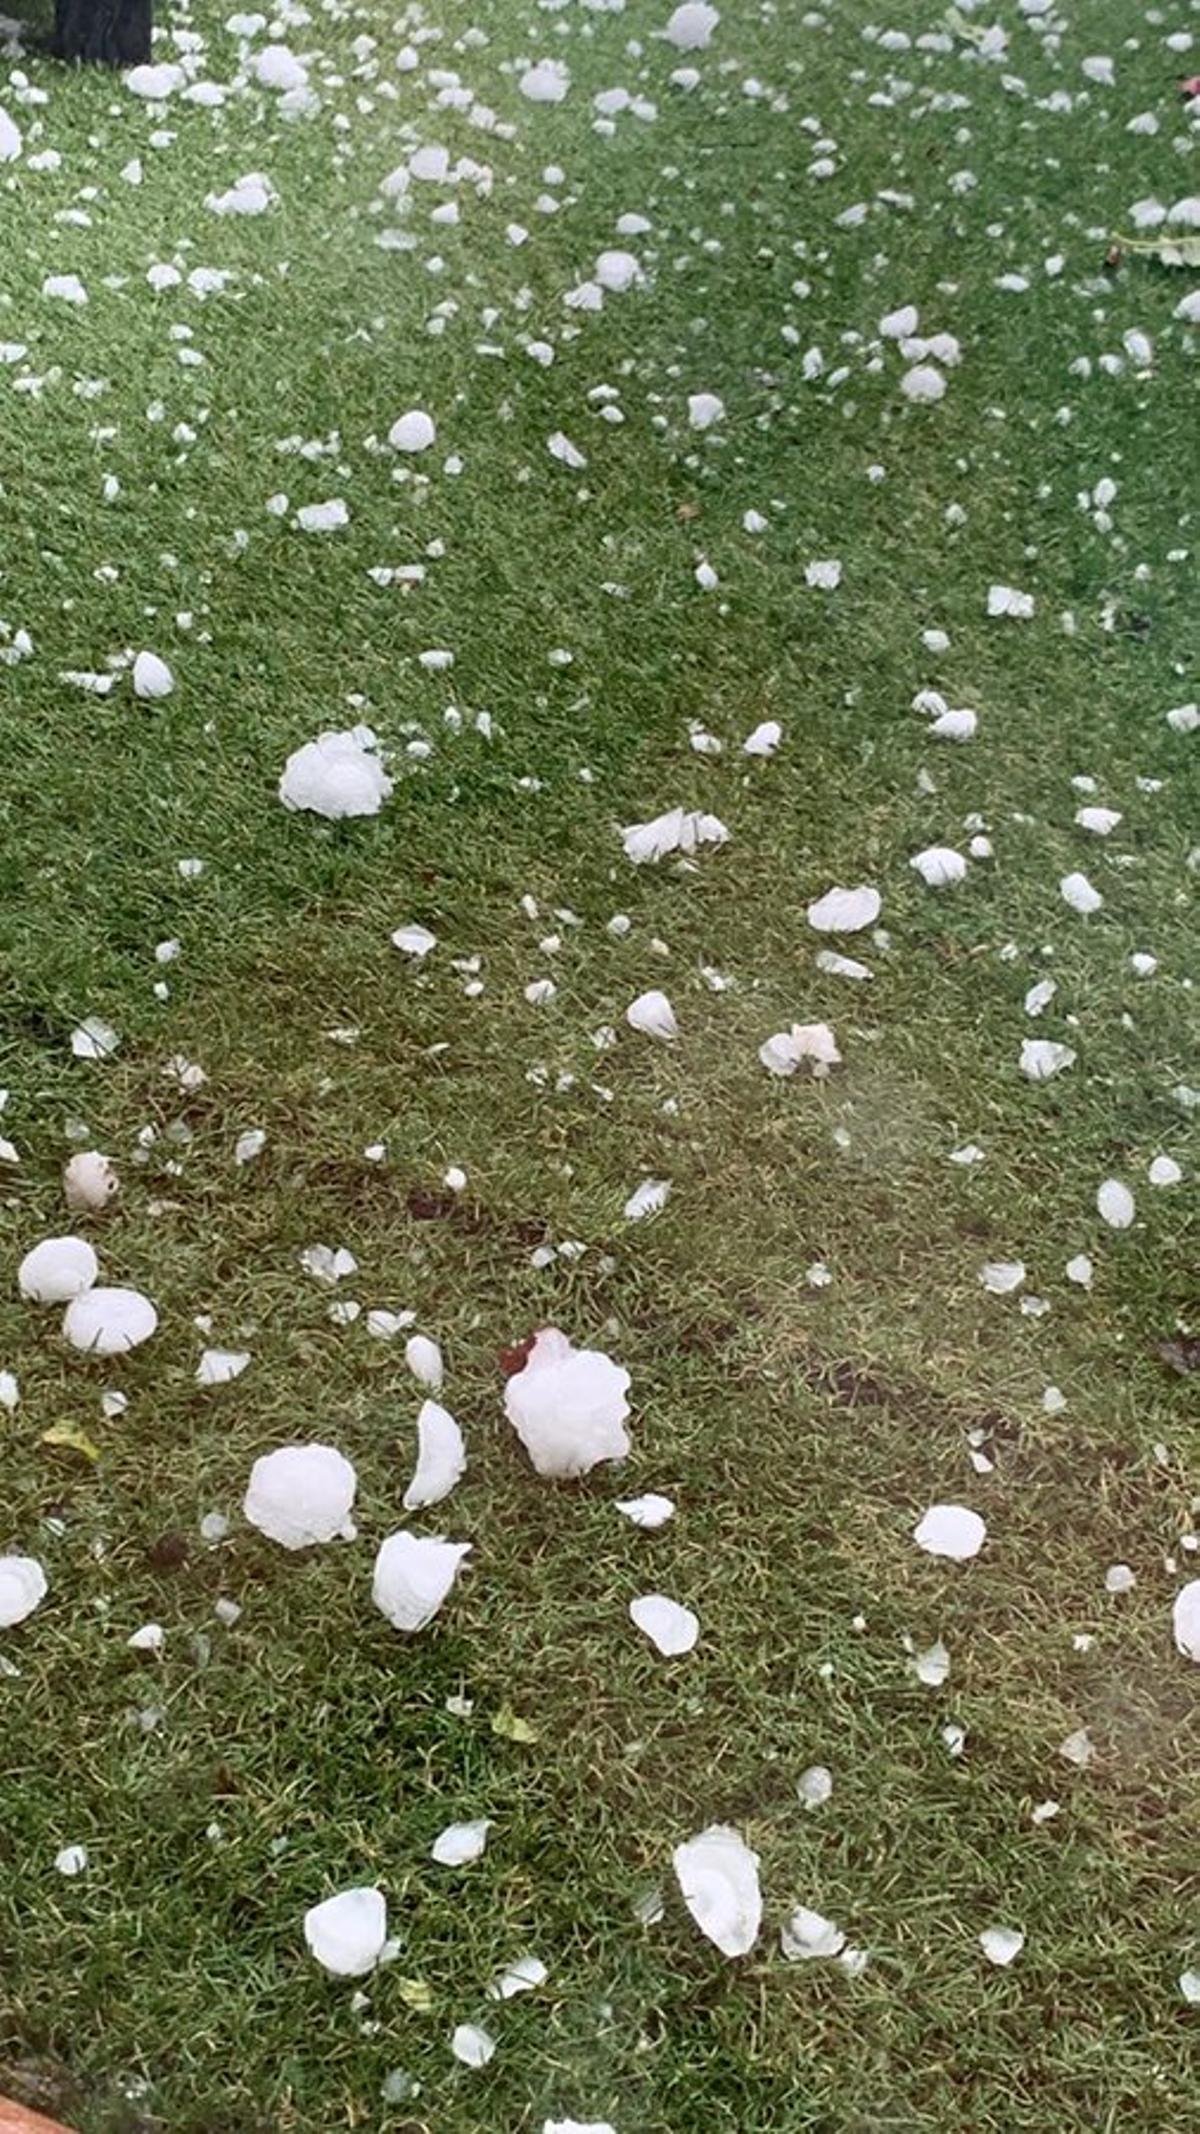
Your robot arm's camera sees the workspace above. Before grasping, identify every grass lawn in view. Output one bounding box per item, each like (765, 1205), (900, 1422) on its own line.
(1, 1), (1197, 2128)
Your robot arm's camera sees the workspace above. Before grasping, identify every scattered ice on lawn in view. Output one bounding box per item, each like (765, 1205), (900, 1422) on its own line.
(980, 1926), (1025, 1967)
(372, 1531), (471, 1630)
(243, 1445), (358, 1549)
(913, 1505), (986, 1561)
(621, 807), (729, 863)
(505, 1328), (631, 1478)
(630, 1594), (699, 1656)
(304, 1888), (387, 1976)
(403, 1400), (466, 1510)
(673, 1825), (761, 1957)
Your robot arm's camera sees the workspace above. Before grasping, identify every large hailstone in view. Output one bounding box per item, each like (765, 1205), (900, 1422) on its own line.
(672, 1824), (761, 1957)
(372, 1530), (471, 1631)
(1172, 1580), (1200, 1663)
(388, 408), (436, 453)
(18, 1235), (98, 1304)
(504, 1328), (631, 1479)
(243, 1444), (358, 1548)
(0, 1555), (47, 1628)
(278, 729), (392, 820)
(806, 884), (880, 934)
(759, 1022), (841, 1078)
(132, 650), (174, 700)
(665, 5), (720, 52)
(403, 1400), (466, 1510)
(63, 1151), (120, 1214)
(913, 1504), (986, 1561)
(63, 1287), (157, 1354)
(303, 1886), (387, 1976)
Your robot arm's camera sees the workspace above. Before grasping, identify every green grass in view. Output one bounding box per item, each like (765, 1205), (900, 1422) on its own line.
(1, 2), (1198, 2129)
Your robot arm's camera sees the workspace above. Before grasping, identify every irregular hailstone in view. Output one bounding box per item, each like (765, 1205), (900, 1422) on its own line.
(1060, 870), (1102, 915)
(901, 364), (946, 403)
(388, 409), (436, 453)
(544, 2123), (617, 2134)
(1076, 806), (1121, 836)
(403, 1400), (466, 1510)
(1020, 1039), (1076, 1081)
(929, 706), (976, 740)
(0, 108), (23, 162)
(687, 391), (725, 430)
(205, 172), (276, 217)
(806, 883), (880, 933)
(431, 1818), (491, 1866)
(304, 1887), (387, 1977)
(1173, 1581), (1200, 1661)
(18, 1235), (98, 1305)
(391, 923), (438, 958)
(519, 58), (569, 103)
(986, 584), (1034, 621)
(243, 1444), (358, 1548)
(621, 806), (729, 863)
(196, 1348), (251, 1386)
(913, 1505), (986, 1561)
(42, 275), (88, 306)
(980, 1261), (1025, 1295)
(743, 719), (781, 757)
(296, 499), (349, 534)
(630, 1594), (699, 1656)
(0, 1556), (47, 1628)
(759, 1022), (841, 1078)
(279, 729), (392, 819)
(132, 650), (174, 700)
(254, 44), (308, 92)
(71, 1015), (120, 1061)
(980, 1925), (1025, 1968)
(372, 1530), (471, 1631)
(672, 1825), (761, 1957)
(63, 1287), (157, 1355)
(63, 1151), (119, 1213)
(451, 2024), (496, 2069)
(616, 1494), (675, 1529)
(505, 1328), (631, 1478)
(816, 951), (872, 982)
(595, 249), (641, 293)
(1096, 1178), (1135, 1230)
(910, 846), (967, 888)
(626, 990), (678, 1041)
(624, 1178), (671, 1222)
(781, 1906), (846, 1961)
(665, 3), (720, 50)
(125, 62), (186, 98)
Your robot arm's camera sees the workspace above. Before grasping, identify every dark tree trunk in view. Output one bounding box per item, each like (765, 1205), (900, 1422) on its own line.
(51, 0), (151, 63)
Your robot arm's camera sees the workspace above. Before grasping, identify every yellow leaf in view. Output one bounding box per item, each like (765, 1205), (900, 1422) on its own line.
(491, 1704), (539, 1745)
(42, 1421), (101, 1462)
(396, 1977), (433, 2012)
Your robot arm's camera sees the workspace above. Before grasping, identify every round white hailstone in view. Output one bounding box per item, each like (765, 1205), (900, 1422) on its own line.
(132, 650), (174, 700)
(629, 1593), (700, 1656)
(687, 390), (725, 430)
(278, 730), (392, 820)
(405, 1333), (444, 1391)
(806, 883), (881, 933)
(910, 846), (967, 888)
(594, 249), (640, 292)
(665, 3), (719, 50)
(901, 364), (947, 403)
(797, 1764), (833, 1809)
(1172, 1580), (1200, 1662)
(0, 107), (23, 162)
(1104, 1564), (1135, 1595)
(519, 58), (569, 103)
(372, 1530), (471, 1631)
(505, 1328), (631, 1479)
(0, 1555), (48, 1628)
(980, 1926), (1025, 1968)
(1096, 1178), (1135, 1230)
(1148, 1155), (1181, 1187)
(63, 1151), (120, 1214)
(626, 990), (678, 1041)
(913, 1504), (987, 1561)
(254, 44), (308, 92)
(1065, 1254), (1093, 1287)
(388, 408), (436, 453)
(243, 1444), (357, 1549)
(672, 1824), (761, 1957)
(54, 1843), (88, 1876)
(1181, 1969), (1200, 2006)
(391, 923), (438, 958)
(18, 1235), (99, 1304)
(303, 1887), (387, 1977)
(63, 1287), (157, 1355)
